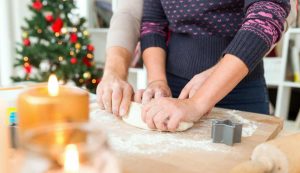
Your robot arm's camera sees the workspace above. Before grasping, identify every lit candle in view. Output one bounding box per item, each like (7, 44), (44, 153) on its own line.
(48, 74), (59, 97)
(0, 99), (9, 173)
(63, 144), (97, 173)
(18, 75), (89, 137)
(64, 144), (80, 173)
(47, 144), (97, 173)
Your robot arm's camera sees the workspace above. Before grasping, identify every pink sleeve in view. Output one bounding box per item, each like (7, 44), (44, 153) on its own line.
(240, 1), (289, 47)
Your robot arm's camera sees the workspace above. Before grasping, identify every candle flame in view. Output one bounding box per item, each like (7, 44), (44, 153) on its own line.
(48, 74), (59, 96)
(64, 144), (79, 173)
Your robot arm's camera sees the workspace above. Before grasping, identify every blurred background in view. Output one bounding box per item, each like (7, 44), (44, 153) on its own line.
(0, 0), (299, 125)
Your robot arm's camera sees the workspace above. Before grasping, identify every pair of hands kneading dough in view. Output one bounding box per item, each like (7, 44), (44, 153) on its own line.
(122, 102), (194, 132)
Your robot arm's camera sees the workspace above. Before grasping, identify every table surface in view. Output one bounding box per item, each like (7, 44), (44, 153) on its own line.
(89, 103), (283, 173)
(3, 88), (283, 173)
(6, 90), (284, 173)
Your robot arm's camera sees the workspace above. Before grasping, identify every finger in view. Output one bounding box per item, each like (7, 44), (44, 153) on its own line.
(96, 89), (105, 110)
(153, 111), (169, 131)
(119, 86), (133, 116)
(154, 88), (170, 99)
(112, 87), (122, 116)
(178, 82), (193, 99)
(154, 90), (163, 99)
(134, 89), (144, 103)
(102, 89), (112, 113)
(144, 105), (161, 129)
(142, 99), (159, 123)
(142, 89), (154, 104)
(167, 115), (181, 132)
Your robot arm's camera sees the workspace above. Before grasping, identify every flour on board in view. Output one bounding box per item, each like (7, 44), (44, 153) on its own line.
(90, 105), (258, 155)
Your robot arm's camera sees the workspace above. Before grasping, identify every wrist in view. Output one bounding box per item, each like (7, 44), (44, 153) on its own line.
(103, 58), (129, 80)
(148, 78), (168, 85)
(147, 79), (168, 86)
(103, 68), (128, 81)
(104, 47), (132, 80)
(191, 95), (215, 113)
(204, 65), (217, 77)
(147, 73), (167, 85)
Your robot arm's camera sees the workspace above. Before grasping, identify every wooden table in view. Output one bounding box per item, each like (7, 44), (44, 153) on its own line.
(9, 103), (283, 173)
(89, 104), (283, 173)
(3, 87), (283, 172)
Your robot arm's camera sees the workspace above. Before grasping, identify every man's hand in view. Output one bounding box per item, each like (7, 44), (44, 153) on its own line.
(134, 80), (171, 104)
(97, 74), (133, 117)
(97, 46), (133, 116)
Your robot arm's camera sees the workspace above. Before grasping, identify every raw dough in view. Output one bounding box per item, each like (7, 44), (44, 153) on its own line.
(122, 102), (194, 132)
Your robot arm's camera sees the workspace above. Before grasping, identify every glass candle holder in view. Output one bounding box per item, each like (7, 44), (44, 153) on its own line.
(19, 123), (120, 173)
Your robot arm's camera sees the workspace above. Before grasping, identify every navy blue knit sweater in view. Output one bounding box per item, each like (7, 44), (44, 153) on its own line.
(141, 0), (290, 81)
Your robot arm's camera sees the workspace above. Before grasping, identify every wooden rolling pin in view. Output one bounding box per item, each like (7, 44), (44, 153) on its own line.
(231, 133), (300, 173)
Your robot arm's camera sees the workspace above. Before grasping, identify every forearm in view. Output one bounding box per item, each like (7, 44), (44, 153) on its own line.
(192, 54), (249, 108)
(106, 0), (143, 54)
(143, 47), (167, 83)
(103, 46), (132, 80)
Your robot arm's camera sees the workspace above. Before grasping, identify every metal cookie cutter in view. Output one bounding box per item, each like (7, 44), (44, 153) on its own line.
(211, 119), (243, 146)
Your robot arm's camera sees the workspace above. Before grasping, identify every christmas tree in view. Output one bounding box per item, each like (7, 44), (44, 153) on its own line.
(12, 0), (102, 93)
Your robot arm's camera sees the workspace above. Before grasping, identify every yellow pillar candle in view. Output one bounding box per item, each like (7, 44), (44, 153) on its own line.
(18, 75), (89, 136)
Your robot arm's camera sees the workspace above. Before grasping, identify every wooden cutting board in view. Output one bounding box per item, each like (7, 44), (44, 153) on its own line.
(90, 104), (283, 173)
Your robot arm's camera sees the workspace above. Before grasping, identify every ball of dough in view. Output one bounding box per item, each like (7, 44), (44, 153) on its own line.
(122, 102), (194, 132)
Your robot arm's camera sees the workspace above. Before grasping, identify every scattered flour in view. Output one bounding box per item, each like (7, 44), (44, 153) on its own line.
(89, 104), (258, 155)
(226, 110), (258, 137)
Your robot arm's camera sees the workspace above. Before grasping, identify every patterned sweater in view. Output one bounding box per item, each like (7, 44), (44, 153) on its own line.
(141, 0), (290, 80)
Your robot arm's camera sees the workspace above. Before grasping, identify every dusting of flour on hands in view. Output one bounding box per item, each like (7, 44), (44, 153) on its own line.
(89, 104), (258, 155)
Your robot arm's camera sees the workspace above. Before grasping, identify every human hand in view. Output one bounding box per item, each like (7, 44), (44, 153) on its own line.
(96, 74), (133, 116)
(179, 67), (215, 99)
(134, 80), (171, 104)
(142, 97), (212, 132)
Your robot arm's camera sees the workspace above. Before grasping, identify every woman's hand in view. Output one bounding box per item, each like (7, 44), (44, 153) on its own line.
(134, 80), (172, 104)
(142, 97), (211, 132)
(179, 66), (216, 99)
(96, 74), (134, 117)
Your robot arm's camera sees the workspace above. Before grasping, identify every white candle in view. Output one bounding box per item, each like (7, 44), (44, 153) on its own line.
(0, 99), (9, 173)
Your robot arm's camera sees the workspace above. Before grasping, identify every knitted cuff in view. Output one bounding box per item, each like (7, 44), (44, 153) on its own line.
(141, 33), (167, 52)
(223, 30), (269, 72)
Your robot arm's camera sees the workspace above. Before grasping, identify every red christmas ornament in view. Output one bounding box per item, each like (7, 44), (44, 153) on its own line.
(32, 0), (43, 11)
(24, 65), (32, 74)
(45, 15), (54, 22)
(70, 33), (78, 43)
(51, 17), (64, 33)
(70, 57), (77, 64)
(82, 57), (92, 67)
(23, 39), (31, 46)
(87, 44), (94, 52)
(96, 79), (101, 84)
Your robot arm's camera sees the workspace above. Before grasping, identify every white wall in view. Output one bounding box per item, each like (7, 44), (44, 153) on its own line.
(0, 0), (14, 86)
(0, 0), (31, 86)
